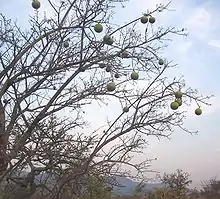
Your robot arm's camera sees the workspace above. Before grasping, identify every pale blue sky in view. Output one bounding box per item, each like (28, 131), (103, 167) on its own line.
(1, 0), (220, 188)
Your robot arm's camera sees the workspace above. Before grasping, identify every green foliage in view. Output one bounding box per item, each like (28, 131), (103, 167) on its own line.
(200, 177), (220, 199)
(79, 175), (112, 199)
(132, 180), (145, 196)
(159, 169), (192, 196)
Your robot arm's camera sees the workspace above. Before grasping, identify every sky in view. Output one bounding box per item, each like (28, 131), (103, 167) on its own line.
(0, 0), (220, 188)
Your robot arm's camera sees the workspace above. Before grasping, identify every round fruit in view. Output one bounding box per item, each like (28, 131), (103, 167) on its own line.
(174, 91), (183, 99)
(99, 63), (105, 69)
(3, 99), (8, 104)
(149, 16), (156, 24)
(114, 73), (119, 78)
(131, 71), (139, 80)
(105, 66), (111, 72)
(94, 24), (103, 33)
(63, 41), (69, 48)
(123, 107), (129, 112)
(107, 82), (116, 92)
(140, 16), (148, 24)
(195, 108), (202, 115)
(120, 51), (129, 58)
(32, 0), (41, 9)
(170, 101), (179, 110)
(175, 99), (182, 106)
(103, 35), (114, 45)
(158, 59), (164, 65)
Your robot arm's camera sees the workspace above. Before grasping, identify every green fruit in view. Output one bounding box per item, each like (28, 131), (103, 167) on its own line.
(120, 51), (129, 58)
(195, 108), (202, 115)
(149, 16), (156, 24)
(103, 35), (114, 45)
(105, 66), (111, 72)
(107, 82), (116, 92)
(3, 99), (8, 104)
(63, 41), (69, 48)
(123, 107), (129, 112)
(158, 59), (164, 65)
(32, 0), (41, 9)
(170, 101), (179, 110)
(94, 24), (103, 33)
(114, 73), (119, 78)
(174, 91), (183, 99)
(175, 99), (182, 106)
(99, 63), (105, 69)
(140, 16), (148, 24)
(131, 71), (139, 80)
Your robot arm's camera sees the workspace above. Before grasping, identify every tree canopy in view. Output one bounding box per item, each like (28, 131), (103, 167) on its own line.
(0, 0), (212, 198)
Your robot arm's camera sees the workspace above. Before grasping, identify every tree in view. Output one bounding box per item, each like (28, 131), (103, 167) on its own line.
(200, 177), (220, 199)
(188, 187), (200, 199)
(79, 175), (112, 199)
(0, 0), (212, 198)
(159, 169), (192, 197)
(133, 180), (145, 196)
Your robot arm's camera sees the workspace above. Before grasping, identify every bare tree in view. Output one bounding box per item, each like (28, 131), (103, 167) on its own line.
(0, 0), (212, 198)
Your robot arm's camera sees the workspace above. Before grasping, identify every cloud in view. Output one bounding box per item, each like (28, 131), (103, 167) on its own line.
(208, 40), (220, 48)
(184, 7), (212, 40)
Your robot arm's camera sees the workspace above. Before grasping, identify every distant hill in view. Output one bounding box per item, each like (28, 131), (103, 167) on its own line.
(18, 171), (163, 196)
(112, 176), (163, 196)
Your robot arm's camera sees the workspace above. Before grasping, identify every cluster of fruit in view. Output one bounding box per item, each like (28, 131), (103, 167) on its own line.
(92, 20), (202, 115)
(104, 57), (164, 92)
(31, 2), (202, 115)
(92, 13), (156, 45)
(170, 91), (183, 110)
(170, 91), (202, 115)
(140, 15), (156, 24)
(90, 16), (160, 93)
